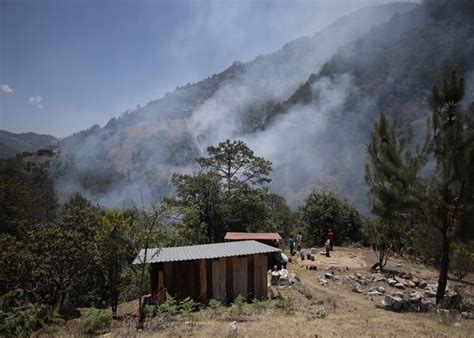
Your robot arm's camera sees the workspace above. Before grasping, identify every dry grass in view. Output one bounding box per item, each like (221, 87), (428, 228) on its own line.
(80, 246), (474, 337)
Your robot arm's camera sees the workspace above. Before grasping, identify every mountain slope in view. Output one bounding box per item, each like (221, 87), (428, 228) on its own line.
(256, 0), (474, 210)
(51, 2), (416, 207)
(0, 130), (58, 159)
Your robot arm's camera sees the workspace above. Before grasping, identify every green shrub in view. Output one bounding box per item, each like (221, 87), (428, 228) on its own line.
(77, 307), (112, 334)
(450, 242), (474, 281)
(207, 299), (222, 310)
(275, 297), (294, 314)
(233, 294), (246, 315)
(157, 294), (179, 318)
(0, 304), (60, 337)
(179, 297), (199, 316)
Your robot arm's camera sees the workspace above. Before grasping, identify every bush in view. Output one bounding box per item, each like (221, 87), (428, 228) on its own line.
(233, 294), (246, 315)
(450, 242), (474, 281)
(0, 304), (60, 337)
(179, 297), (199, 317)
(77, 307), (112, 334)
(274, 297), (294, 314)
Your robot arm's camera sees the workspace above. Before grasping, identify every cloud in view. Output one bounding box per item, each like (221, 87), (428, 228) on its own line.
(28, 95), (44, 108)
(1, 84), (13, 94)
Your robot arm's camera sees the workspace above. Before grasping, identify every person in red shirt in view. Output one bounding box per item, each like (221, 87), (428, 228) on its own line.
(327, 229), (334, 251)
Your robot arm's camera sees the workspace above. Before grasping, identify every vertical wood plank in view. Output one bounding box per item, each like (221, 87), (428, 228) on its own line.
(157, 269), (166, 305)
(240, 257), (248, 298)
(247, 255), (254, 300)
(232, 257), (240, 298)
(199, 259), (207, 305)
(219, 258), (227, 303)
(212, 259), (220, 301)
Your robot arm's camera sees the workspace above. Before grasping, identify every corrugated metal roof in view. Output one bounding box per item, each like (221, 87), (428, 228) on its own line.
(224, 232), (282, 241)
(132, 240), (280, 264)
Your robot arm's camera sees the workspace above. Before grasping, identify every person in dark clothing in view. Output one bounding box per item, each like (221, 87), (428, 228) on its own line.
(327, 229), (334, 251)
(288, 236), (296, 256)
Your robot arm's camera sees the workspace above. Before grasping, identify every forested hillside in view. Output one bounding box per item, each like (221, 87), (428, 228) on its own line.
(0, 131), (58, 159)
(49, 3), (416, 208)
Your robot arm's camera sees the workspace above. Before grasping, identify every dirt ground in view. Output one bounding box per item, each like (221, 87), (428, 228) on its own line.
(57, 246), (474, 337)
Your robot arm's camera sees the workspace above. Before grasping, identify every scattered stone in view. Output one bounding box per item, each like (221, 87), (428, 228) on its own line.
(352, 282), (363, 293)
(439, 292), (462, 310)
(325, 272), (335, 279)
(367, 290), (384, 296)
(313, 306), (327, 319)
(424, 290), (437, 298)
(419, 280), (428, 289)
(395, 283), (406, 290)
(228, 321), (237, 334)
(392, 290), (404, 299)
(319, 278), (328, 286)
(461, 312), (474, 319)
(382, 295), (404, 310)
(405, 281), (416, 288)
(397, 263), (402, 267)
(289, 273), (301, 283)
(388, 278), (397, 287)
(412, 277), (419, 286)
(355, 272), (362, 279)
(377, 286), (386, 294)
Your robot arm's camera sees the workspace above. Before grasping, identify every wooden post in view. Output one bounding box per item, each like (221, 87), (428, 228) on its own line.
(157, 269), (166, 304)
(199, 259), (207, 305)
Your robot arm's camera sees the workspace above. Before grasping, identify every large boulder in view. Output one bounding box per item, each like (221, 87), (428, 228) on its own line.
(439, 292), (462, 310)
(382, 295), (404, 310)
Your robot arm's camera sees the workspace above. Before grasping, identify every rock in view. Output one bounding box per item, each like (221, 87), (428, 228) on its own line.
(325, 272), (335, 279)
(453, 322), (462, 328)
(397, 263), (402, 267)
(382, 295), (404, 310)
(405, 281), (416, 288)
(392, 290), (404, 299)
(424, 290), (437, 298)
(279, 269), (289, 277)
(355, 272), (362, 279)
(439, 292), (462, 310)
(368, 290), (384, 296)
(310, 248), (318, 254)
(388, 278), (397, 287)
(228, 321), (237, 333)
(289, 273), (300, 283)
(461, 312), (474, 319)
(319, 278), (328, 285)
(412, 277), (419, 286)
(352, 282), (363, 293)
(377, 286), (386, 294)
(418, 280), (428, 289)
(395, 283), (406, 290)
(312, 306), (327, 319)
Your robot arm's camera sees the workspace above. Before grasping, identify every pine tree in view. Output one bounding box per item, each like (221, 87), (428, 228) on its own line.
(423, 71), (474, 302)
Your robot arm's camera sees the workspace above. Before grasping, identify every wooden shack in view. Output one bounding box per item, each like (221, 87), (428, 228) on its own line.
(133, 240), (280, 305)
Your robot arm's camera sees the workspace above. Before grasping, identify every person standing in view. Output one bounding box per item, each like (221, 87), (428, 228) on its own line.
(325, 239), (331, 257)
(327, 229), (334, 251)
(288, 235), (296, 256)
(296, 233), (303, 251)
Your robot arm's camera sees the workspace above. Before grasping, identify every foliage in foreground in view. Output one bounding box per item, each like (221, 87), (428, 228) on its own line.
(77, 307), (112, 334)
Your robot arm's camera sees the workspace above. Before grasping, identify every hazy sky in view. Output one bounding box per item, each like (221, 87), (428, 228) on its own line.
(1, 0), (411, 137)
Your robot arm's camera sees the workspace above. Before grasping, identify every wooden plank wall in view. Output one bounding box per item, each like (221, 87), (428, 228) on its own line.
(253, 254), (268, 299)
(212, 258), (227, 303)
(152, 253), (270, 305)
(232, 256), (248, 299)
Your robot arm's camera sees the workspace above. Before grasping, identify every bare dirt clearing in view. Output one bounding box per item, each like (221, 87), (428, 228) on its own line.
(105, 247), (474, 337)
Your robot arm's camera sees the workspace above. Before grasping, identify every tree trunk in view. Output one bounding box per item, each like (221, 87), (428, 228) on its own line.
(436, 231), (450, 304)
